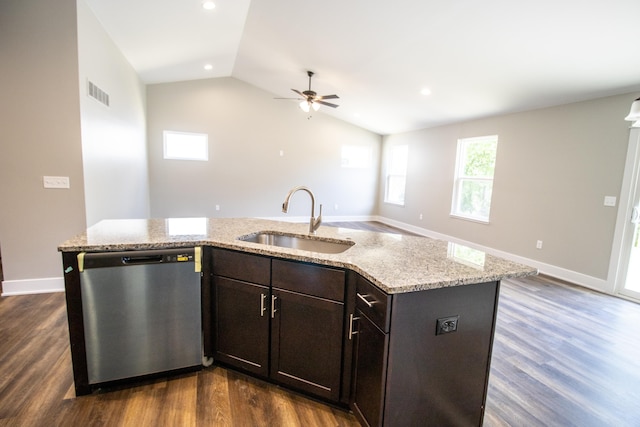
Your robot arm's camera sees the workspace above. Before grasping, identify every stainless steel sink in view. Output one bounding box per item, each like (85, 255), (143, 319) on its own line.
(238, 231), (354, 254)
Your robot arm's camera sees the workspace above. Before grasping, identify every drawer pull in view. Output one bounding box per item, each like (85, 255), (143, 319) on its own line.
(357, 292), (374, 307)
(349, 313), (360, 340)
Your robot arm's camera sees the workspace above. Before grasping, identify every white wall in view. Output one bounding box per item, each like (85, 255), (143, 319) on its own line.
(77, 0), (150, 226)
(146, 77), (381, 220)
(0, 0), (86, 294)
(378, 93), (634, 291)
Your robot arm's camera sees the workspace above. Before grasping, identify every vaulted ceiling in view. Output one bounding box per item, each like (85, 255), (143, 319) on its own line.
(84, 0), (640, 135)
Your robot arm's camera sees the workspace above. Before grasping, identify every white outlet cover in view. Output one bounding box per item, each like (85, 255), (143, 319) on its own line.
(604, 196), (617, 207)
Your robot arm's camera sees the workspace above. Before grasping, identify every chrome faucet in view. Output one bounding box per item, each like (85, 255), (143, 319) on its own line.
(282, 186), (323, 234)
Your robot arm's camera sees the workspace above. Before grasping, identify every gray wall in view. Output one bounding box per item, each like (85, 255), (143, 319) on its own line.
(77, 0), (150, 226)
(0, 0), (86, 287)
(378, 93), (633, 283)
(146, 77), (381, 220)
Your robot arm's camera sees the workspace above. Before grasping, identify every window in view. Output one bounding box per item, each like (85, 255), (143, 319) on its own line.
(341, 145), (372, 168)
(384, 144), (408, 205)
(451, 135), (498, 222)
(163, 131), (208, 161)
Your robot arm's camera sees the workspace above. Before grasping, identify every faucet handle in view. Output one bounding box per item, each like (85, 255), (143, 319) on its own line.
(312, 204), (323, 233)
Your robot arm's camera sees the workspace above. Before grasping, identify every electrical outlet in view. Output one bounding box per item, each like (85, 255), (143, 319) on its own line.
(43, 176), (70, 189)
(419, 213), (423, 220)
(604, 196), (616, 207)
(536, 240), (543, 249)
(215, 205), (220, 211)
(436, 315), (459, 335)
(334, 203), (339, 210)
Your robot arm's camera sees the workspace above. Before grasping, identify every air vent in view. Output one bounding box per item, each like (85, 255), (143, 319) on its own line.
(87, 80), (110, 107)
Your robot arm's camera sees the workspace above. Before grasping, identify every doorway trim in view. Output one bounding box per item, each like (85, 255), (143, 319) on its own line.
(608, 127), (640, 301)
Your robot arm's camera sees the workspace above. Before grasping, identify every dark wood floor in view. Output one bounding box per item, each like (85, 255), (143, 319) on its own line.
(1, 222), (639, 426)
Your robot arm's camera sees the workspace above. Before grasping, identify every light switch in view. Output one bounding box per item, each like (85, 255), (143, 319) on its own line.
(604, 196), (617, 207)
(43, 176), (70, 189)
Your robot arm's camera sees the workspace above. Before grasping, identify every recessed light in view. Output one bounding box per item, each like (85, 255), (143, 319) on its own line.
(202, 1), (215, 10)
(204, 64), (213, 71)
(420, 88), (432, 96)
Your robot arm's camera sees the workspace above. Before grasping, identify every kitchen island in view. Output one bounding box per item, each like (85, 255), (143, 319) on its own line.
(59, 217), (537, 426)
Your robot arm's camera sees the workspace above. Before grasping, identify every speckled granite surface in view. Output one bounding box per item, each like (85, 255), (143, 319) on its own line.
(58, 218), (538, 294)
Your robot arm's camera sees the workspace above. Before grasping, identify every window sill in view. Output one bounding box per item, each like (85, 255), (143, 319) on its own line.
(449, 213), (490, 224)
(384, 201), (405, 207)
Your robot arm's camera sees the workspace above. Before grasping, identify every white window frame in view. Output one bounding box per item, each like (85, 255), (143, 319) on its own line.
(384, 144), (408, 206)
(451, 135), (498, 223)
(163, 130), (209, 161)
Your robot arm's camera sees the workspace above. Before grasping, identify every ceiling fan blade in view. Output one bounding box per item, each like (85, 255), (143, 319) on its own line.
(317, 94), (339, 100)
(316, 100), (339, 108)
(291, 89), (306, 98)
(274, 97), (302, 100)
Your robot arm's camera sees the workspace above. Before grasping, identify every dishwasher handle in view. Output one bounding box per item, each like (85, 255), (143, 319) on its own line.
(78, 248), (199, 272)
(122, 255), (164, 265)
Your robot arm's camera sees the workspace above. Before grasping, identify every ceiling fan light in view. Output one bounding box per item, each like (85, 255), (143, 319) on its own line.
(202, 1), (215, 10)
(312, 102), (320, 111)
(625, 97), (640, 122)
(299, 100), (310, 113)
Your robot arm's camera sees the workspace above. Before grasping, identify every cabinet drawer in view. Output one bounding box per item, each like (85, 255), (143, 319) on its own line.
(356, 275), (391, 333)
(212, 248), (271, 285)
(272, 259), (345, 301)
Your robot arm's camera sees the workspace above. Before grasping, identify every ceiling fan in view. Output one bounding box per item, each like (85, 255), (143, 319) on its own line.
(276, 71), (340, 113)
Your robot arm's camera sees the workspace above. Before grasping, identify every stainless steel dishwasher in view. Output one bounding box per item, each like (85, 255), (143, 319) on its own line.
(78, 247), (202, 385)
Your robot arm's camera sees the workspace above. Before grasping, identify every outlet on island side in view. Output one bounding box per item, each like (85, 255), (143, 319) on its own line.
(436, 315), (459, 335)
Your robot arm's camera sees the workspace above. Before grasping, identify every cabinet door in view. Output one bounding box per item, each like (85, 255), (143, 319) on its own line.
(270, 288), (344, 401)
(351, 311), (389, 427)
(213, 276), (270, 377)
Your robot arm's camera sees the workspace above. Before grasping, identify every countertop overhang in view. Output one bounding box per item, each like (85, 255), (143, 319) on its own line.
(58, 218), (538, 294)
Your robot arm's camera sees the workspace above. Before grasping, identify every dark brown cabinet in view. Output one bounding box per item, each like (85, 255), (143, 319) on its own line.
(213, 276), (270, 376)
(211, 248), (271, 377)
(211, 248), (499, 424)
(270, 259), (346, 401)
(351, 311), (388, 427)
(351, 274), (391, 427)
(270, 287), (344, 401)
(351, 275), (500, 427)
(211, 249), (348, 403)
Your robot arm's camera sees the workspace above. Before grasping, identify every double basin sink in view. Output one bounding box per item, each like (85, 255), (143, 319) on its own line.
(238, 231), (354, 254)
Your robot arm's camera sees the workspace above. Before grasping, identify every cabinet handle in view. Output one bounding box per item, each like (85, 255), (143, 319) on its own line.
(357, 292), (374, 307)
(260, 293), (267, 317)
(349, 313), (360, 340)
(271, 295), (278, 318)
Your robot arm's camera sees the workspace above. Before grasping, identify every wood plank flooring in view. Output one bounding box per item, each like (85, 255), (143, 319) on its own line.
(1, 222), (639, 426)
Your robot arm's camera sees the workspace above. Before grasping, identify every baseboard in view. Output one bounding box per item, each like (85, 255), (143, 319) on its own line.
(1, 277), (65, 296)
(371, 216), (611, 295)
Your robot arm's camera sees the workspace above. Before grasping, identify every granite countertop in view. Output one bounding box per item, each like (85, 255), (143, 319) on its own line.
(58, 217), (538, 294)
